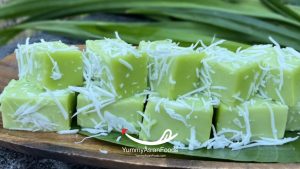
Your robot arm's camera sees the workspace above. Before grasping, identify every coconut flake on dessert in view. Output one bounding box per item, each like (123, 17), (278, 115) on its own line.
(57, 129), (79, 135)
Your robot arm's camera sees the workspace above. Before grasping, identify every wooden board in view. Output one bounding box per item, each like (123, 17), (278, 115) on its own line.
(0, 48), (300, 169)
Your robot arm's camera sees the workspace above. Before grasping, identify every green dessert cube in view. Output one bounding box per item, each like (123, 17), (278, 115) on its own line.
(85, 38), (147, 98)
(202, 46), (261, 105)
(76, 92), (146, 134)
(241, 45), (300, 106)
(139, 40), (204, 100)
(16, 40), (83, 90)
(0, 80), (75, 131)
(216, 97), (288, 139)
(286, 105), (300, 131)
(139, 95), (213, 147)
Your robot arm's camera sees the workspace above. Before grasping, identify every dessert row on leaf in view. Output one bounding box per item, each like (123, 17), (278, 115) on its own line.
(1, 34), (299, 150)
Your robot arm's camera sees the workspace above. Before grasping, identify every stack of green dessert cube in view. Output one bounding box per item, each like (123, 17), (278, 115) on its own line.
(74, 37), (148, 134)
(1, 35), (300, 150)
(138, 40), (214, 149)
(0, 39), (83, 131)
(199, 45), (290, 144)
(240, 44), (300, 131)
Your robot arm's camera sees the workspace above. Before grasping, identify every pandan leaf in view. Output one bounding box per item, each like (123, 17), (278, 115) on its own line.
(5, 20), (250, 50)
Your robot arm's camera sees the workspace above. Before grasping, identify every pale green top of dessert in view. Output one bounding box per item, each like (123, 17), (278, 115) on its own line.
(0, 79), (73, 101)
(203, 46), (259, 72)
(241, 44), (300, 70)
(86, 38), (140, 60)
(139, 39), (200, 58)
(0, 79), (43, 99)
(16, 39), (80, 79)
(17, 40), (71, 53)
(148, 93), (214, 112)
(245, 96), (287, 107)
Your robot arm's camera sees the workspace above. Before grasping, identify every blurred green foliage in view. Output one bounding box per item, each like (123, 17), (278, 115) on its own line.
(0, 0), (299, 50)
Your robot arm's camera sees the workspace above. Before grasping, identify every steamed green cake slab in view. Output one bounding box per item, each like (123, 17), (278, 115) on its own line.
(139, 40), (204, 100)
(139, 95), (213, 147)
(16, 40), (83, 90)
(216, 97), (288, 140)
(202, 46), (262, 105)
(76, 93), (146, 134)
(85, 38), (147, 99)
(0, 80), (75, 131)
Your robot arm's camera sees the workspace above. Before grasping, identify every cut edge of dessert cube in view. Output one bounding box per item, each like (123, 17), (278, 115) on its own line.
(0, 79), (75, 132)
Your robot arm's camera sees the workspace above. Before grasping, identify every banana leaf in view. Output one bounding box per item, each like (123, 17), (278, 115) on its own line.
(80, 131), (300, 163)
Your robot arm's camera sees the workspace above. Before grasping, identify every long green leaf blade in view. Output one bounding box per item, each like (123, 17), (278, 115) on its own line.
(8, 20), (250, 50)
(1, 0), (299, 26)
